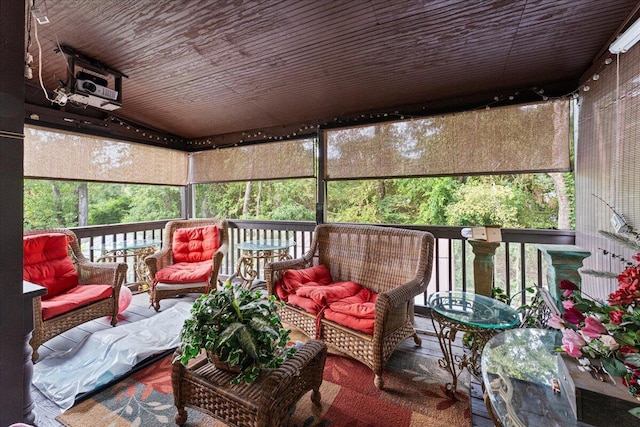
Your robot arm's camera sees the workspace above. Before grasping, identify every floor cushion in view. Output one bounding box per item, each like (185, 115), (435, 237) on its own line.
(41, 284), (113, 320)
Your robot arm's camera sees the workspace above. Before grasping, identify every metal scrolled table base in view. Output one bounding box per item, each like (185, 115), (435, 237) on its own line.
(430, 310), (499, 395)
(236, 248), (292, 289)
(97, 245), (156, 292)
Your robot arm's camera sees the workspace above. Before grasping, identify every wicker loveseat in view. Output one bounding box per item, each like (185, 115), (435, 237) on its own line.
(24, 228), (127, 362)
(146, 219), (229, 311)
(265, 223), (434, 389)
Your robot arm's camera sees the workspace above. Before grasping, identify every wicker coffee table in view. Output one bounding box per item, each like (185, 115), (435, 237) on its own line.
(171, 340), (327, 427)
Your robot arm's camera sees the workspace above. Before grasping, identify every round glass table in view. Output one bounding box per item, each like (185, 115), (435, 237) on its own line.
(428, 291), (520, 393)
(481, 328), (591, 427)
(91, 238), (161, 293)
(236, 239), (296, 288)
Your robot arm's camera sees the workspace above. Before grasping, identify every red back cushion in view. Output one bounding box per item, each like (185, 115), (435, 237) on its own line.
(281, 264), (333, 294)
(172, 225), (220, 263)
(23, 233), (79, 300)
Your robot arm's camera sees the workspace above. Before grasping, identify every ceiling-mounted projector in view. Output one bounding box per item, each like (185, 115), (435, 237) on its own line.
(75, 79), (118, 101)
(59, 45), (126, 111)
(68, 91), (121, 111)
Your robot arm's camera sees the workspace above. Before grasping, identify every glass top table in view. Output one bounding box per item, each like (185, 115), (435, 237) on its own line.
(428, 291), (520, 394)
(481, 328), (590, 427)
(90, 238), (161, 292)
(236, 239), (296, 288)
(429, 291), (521, 329)
(236, 239), (296, 252)
(90, 238), (161, 252)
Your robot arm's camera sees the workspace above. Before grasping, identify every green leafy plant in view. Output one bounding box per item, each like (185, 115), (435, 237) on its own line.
(177, 279), (295, 384)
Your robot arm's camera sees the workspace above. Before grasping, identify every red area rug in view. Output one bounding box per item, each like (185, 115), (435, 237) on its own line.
(57, 348), (470, 427)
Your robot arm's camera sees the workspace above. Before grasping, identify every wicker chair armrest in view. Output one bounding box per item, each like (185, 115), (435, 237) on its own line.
(145, 247), (172, 278)
(76, 259), (127, 288)
(265, 256), (313, 296)
(270, 256), (312, 273)
(258, 340), (327, 409)
(381, 278), (424, 306)
(373, 279), (423, 335)
(210, 241), (229, 287)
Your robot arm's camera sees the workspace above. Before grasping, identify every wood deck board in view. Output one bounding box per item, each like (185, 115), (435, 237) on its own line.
(31, 293), (492, 427)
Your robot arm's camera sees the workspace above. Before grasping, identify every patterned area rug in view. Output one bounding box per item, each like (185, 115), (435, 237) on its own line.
(56, 345), (470, 427)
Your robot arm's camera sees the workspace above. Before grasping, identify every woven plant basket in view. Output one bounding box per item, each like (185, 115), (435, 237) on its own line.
(207, 350), (242, 373)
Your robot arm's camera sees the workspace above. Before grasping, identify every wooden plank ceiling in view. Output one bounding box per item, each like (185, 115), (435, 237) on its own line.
(24, 0), (640, 151)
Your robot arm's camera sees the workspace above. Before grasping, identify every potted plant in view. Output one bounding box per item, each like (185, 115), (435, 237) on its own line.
(177, 278), (295, 384)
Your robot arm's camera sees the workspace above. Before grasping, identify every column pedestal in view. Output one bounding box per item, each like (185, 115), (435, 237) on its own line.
(468, 240), (500, 297)
(536, 244), (590, 304)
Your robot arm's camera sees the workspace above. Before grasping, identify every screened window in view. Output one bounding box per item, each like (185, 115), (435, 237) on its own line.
(326, 100), (571, 180)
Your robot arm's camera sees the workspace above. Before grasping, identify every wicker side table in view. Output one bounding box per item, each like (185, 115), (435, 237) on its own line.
(172, 340), (327, 427)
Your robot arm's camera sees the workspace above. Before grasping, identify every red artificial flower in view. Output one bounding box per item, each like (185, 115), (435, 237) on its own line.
(608, 286), (640, 306)
(581, 316), (607, 339)
(618, 264), (640, 291)
(609, 310), (626, 325)
(620, 345), (639, 355)
(563, 306), (585, 325)
(560, 280), (579, 297)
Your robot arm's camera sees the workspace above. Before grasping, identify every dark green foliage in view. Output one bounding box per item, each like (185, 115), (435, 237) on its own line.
(24, 179), (181, 229)
(178, 280), (295, 384)
(25, 170), (572, 230)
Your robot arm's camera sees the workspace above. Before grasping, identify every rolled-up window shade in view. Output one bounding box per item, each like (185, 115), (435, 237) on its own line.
(326, 100), (571, 179)
(24, 125), (188, 185)
(190, 138), (315, 183)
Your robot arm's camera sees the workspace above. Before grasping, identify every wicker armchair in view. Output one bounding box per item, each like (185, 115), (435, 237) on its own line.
(265, 223), (434, 389)
(24, 228), (127, 362)
(145, 219), (229, 311)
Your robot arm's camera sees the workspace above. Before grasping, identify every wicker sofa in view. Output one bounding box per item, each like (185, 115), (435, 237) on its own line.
(265, 223), (434, 389)
(24, 228), (127, 362)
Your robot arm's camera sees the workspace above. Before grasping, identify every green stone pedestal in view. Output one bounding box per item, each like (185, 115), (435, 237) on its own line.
(468, 240), (500, 297)
(536, 244), (590, 304)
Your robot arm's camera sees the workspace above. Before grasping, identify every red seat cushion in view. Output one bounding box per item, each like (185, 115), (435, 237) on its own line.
(276, 265), (333, 301)
(324, 288), (378, 334)
(296, 281), (362, 306)
(23, 233), (79, 300)
(154, 260), (212, 284)
(41, 284), (113, 320)
(287, 281), (362, 314)
(172, 225), (220, 263)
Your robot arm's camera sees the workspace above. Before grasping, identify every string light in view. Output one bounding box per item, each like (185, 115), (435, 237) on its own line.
(186, 74), (622, 150)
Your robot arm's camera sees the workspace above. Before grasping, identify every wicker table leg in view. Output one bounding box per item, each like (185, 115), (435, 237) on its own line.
(175, 407), (188, 425)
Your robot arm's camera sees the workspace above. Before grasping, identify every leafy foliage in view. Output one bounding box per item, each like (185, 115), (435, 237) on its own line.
(25, 170), (571, 230)
(178, 280), (295, 384)
(24, 179), (181, 229)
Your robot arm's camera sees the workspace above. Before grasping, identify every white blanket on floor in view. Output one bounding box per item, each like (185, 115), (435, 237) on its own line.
(32, 301), (192, 411)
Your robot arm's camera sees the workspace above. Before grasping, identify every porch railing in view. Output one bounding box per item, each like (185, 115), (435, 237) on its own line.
(70, 220), (575, 313)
